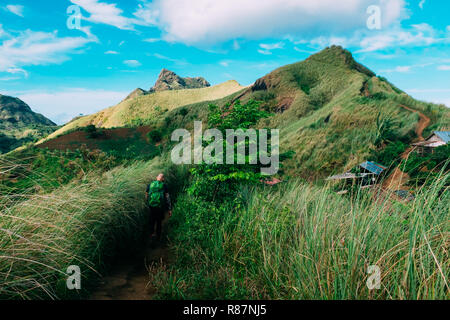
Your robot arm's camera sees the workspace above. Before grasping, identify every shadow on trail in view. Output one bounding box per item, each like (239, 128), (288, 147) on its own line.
(90, 218), (171, 300)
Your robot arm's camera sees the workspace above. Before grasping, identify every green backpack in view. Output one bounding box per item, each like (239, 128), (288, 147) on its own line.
(148, 181), (164, 208)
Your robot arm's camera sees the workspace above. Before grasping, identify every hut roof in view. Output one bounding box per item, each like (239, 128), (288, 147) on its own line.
(434, 131), (450, 144)
(326, 172), (374, 181)
(359, 161), (387, 175)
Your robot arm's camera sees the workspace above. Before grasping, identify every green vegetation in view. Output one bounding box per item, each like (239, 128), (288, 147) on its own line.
(153, 174), (448, 299)
(148, 129), (163, 143)
(0, 157), (190, 299)
(0, 147), (117, 199)
(1, 46), (449, 301)
(403, 145), (450, 187)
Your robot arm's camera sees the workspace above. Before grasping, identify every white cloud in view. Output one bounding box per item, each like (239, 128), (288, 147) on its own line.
(0, 29), (94, 78)
(143, 38), (161, 43)
(105, 50), (119, 54)
(293, 47), (315, 54)
(292, 23), (448, 54)
(70, 0), (134, 30)
(257, 49), (272, 55)
(152, 53), (188, 65)
(15, 89), (129, 124)
(394, 66), (411, 73)
(437, 65), (450, 71)
(6, 4), (24, 17)
(70, 0), (155, 30)
(357, 23), (443, 52)
(259, 43), (284, 50)
(133, 0), (405, 45)
(0, 76), (20, 81)
(381, 62), (432, 73)
(381, 66), (411, 73)
(258, 42), (284, 55)
(123, 59), (141, 67)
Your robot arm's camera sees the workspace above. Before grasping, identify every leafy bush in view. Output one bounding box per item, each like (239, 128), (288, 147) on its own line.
(83, 125), (103, 139)
(370, 141), (407, 167)
(188, 100), (275, 201)
(148, 130), (163, 143)
(179, 108), (189, 117)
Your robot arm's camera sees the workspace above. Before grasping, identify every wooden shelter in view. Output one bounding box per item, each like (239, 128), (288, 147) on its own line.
(412, 131), (449, 155)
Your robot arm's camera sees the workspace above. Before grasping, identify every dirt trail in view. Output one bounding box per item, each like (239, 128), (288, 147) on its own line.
(383, 105), (431, 191)
(90, 219), (170, 300)
(399, 105), (430, 143)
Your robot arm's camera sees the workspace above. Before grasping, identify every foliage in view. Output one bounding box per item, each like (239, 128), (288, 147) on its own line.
(148, 130), (163, 143)
(188, 100), (277, 201)
(155, 175), (449, 300)
(83, 125), (103, 139)
(374, 112), (400, 147)
(0, 157), (190, 299)
(403, 145), (450, 187)
(370, 141), (407, 167)
(0, 147), (117, 197)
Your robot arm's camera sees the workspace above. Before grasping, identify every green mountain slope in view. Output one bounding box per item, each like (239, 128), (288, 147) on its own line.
(0, 94), (57, 153)
(160, 46), (449, 180)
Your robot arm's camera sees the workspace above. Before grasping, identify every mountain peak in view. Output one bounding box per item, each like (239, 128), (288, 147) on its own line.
(149, 69), (211, 92)
(0, 94), (55, 126)
(0, 94), (56, 153)
(309, 45), (376, 77)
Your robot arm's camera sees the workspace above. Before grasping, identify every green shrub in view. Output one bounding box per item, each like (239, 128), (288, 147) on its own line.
(370, 141), (407, 167)
(83, 125), (103, 139)
(148, 130), (163, 143)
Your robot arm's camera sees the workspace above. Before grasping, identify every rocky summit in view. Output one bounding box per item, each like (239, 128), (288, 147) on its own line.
(149, 69), (210, 93)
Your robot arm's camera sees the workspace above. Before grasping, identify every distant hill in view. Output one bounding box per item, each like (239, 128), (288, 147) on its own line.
(123, 69), (211, 102)
(44, 79), (245, 141)
(0, 94), (57, 153)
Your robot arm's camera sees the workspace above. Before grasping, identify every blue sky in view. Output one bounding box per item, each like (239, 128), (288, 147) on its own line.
(0, 0), (449, 124)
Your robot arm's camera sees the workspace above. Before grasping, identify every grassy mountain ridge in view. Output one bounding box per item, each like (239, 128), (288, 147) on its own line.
(43, 80), (245, 142)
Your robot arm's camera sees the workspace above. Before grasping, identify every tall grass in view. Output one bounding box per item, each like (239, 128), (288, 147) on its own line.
(155, 173), (449, 300)
(0, 159), (167, 300)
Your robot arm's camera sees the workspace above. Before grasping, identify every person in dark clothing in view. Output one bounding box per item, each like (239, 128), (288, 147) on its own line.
(146, 173), (172, 241)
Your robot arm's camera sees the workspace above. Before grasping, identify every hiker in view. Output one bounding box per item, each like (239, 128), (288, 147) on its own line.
(146, 173), (172, 241)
